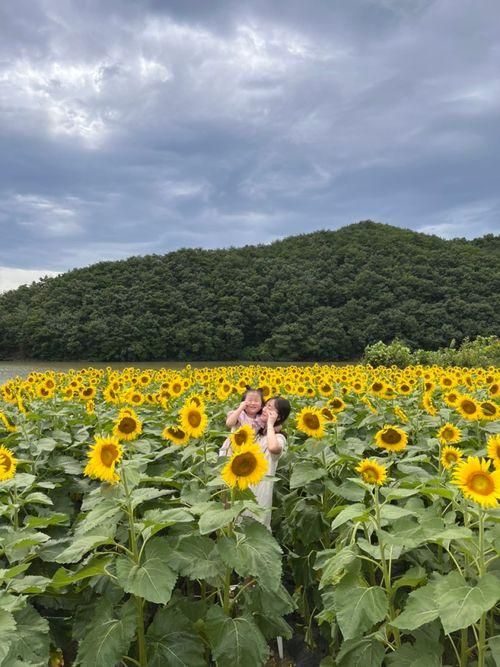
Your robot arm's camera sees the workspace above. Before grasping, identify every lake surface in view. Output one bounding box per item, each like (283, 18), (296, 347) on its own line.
(0, 360), (340, 384)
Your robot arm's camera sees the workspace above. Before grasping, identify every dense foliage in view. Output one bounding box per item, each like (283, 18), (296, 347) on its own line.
(364, 336), (500, 368)
(0, 363), (499, 666)
(0, 221), (498, 361)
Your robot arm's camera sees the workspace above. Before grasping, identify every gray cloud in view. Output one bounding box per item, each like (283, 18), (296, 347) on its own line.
(0, 0), (498, 281)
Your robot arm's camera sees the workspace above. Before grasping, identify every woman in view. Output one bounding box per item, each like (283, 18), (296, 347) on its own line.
(250, 396), (291, 530)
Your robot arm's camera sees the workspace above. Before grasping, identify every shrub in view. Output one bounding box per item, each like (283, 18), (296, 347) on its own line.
(362, 339), (413, 368)
(364, 336), (500, 368)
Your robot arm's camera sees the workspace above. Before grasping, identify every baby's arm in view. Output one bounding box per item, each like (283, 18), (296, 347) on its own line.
(219, 438), (232, 457)
(225, 401), (247, 428)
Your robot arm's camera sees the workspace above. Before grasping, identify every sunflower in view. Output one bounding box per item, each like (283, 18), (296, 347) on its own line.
(321, 407), (337, 422)
(84, 436), (123, 484)
(162, 425), (190, 446)
(393, 406), (409, 423)
(296, 407), (326, 438)
(0, 412), (17, 433)
(0, 445), (17, 481)
(456, 395), (480, 421)
(374, 425), (408, 452)
(216, 384), (232, 401)
(421, 393), (437, 416)
(351, 380), (365, 394)
(329, 397), (346, 413)
(451, 457), (500, 508)
(318, 381), (333, 397)
(79, 386), (96, 401)
(169, 379), (184, 397)
(36, 385), (54, 399)
(444, 391), (460, 407)
(62, 387), (74, 401)
(103, 385), (120, 404)
(358, 395), (376, 414)
(439, 375), (456, 389)
(44, 377), (56, 390)
(230, 424), (256, 449)
(441, 445), (463, 470)
(187, 394), (204, 408)
(489, 382), (499, 398)
(437, 423), (461, 445)
(369, 380), (386, 395)
(221, 444), (268, 490)
(138, 373), (151, 387)
(486, 435), (500, 469)
(180, 403), (207, 438)
(381, 386), (396, 400)
(113, 409), (142, 441)
(480, 401), (499, 421)
(355, 459), (387, 485)
(128, 391), (145, 406)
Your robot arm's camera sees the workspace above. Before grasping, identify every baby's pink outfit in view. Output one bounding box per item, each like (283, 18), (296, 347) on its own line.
(238, 411), (266, 431)
(219, 410), (265, 456)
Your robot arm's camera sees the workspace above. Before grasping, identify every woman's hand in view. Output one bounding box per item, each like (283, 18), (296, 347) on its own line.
(266, 408), (278, 427)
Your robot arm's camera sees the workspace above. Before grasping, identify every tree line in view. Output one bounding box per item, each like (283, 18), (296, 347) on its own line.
(0, 221), (498, 361)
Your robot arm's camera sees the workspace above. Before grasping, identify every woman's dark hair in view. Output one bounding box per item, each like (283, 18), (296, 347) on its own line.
(273, 397), (291, 426)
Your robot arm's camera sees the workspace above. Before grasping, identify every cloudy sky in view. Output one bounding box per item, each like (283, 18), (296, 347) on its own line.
(1, 0), (499, 291)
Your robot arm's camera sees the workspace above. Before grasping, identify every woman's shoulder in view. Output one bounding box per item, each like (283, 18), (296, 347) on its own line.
(275, 432), (287, 445)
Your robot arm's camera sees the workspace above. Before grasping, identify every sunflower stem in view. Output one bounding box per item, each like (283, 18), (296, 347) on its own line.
(222, 487), (236, 616)
(9, 487), (19, 530)
(477, 509), (486, 667)
(121, 463), (147, 667)
(373, 487), (400, 649)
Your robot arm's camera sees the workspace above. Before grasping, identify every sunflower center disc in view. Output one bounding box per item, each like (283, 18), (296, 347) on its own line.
(120, 417), (137, 434)
(469, 472), (494, 495)
(188, 412), (201, 427)
(232, 453), (256, 476)
(382, 429), (401, 445)
(304, 415), (320, 429)
(101, 445), (118, 467)
(0, 453), (11, 472)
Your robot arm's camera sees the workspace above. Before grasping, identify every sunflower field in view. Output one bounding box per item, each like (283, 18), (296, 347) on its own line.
(0, 363), (499, 667)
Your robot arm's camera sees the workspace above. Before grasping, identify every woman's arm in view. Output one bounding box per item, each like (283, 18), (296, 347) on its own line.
(225, 401), (247, 428)
(265, 409), (284, 454)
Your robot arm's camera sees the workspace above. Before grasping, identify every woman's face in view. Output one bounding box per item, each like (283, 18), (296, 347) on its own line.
(262, 399), (276, 420)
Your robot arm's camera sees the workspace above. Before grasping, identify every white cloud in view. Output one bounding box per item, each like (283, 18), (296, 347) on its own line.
(0, 267), (59, 293)
(417, 199), (500, 239)
(12, 195), (83, 237)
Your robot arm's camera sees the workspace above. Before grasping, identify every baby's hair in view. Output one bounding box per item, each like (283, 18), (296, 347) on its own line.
(242, 386), (264, 401)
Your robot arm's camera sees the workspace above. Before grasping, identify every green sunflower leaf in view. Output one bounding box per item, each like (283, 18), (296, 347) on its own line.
(116, 537), (177, 604)
(76, 598), (136, 667)
(216, 520), (282, 592)
(146, 606), (206, 667)
(205, 606), (269, 667)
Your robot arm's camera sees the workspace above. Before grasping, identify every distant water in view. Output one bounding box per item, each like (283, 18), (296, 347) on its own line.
(0, 359), (336, 384)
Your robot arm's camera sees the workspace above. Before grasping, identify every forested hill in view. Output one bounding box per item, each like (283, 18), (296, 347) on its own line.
(0, 221), (498, 361)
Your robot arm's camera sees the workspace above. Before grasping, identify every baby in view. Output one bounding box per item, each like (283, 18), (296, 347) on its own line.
(220, 387), (265, 456)
(225, 387), (265, 431)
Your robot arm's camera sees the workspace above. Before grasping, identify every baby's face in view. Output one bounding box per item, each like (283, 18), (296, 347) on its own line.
(245, 392), (262, 415)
